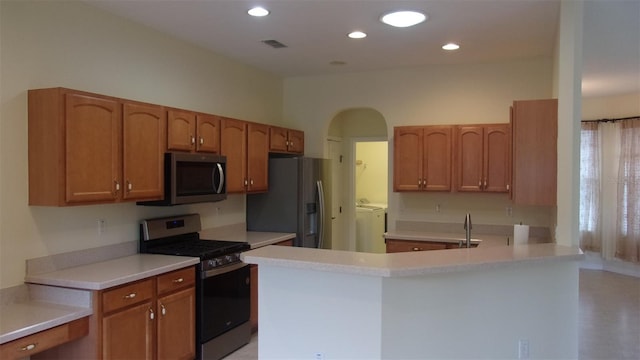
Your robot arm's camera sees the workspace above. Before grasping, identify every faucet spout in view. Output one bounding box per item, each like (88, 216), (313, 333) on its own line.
(464, 213), (472, 248)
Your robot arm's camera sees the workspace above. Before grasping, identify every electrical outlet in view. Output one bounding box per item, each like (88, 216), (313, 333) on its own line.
(314, 352), (324, 360)
(518, 339), (529, 359)
(98, 219), (107, 236)
(435, 204), (441, 213)
(506, 206), (513, 217)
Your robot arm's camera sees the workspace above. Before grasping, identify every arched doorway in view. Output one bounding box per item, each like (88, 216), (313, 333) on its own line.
(327, 108), (388, 252)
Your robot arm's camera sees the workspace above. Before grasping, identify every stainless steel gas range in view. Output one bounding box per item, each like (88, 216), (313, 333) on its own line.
(140, 214), (251, 360)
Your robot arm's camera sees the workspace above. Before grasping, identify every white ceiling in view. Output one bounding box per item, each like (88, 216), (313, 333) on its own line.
(87, 0), (639, 98)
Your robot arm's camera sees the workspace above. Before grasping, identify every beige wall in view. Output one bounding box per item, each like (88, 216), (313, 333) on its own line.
(582, 92), (640, 120)
(0, 1), (283, 288)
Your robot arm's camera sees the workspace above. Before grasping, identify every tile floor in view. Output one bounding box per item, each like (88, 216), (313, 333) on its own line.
(226, 269), (640, 359)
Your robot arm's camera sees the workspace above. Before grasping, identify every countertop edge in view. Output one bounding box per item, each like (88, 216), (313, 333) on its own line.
(24, 255), (200, 290)
(242, 244), (584, 278)
(0, 302), (92, 344)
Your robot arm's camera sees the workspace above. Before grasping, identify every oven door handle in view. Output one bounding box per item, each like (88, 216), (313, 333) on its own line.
(202, 261), (248, 279)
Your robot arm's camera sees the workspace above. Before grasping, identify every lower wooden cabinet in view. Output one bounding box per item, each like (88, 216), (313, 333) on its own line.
(0, 317), (89, 360)
(386, 239), (477, 253)
(33, 266), (195, 360)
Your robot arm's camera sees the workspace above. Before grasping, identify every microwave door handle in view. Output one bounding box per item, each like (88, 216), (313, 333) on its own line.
(215, 163), (225, 194)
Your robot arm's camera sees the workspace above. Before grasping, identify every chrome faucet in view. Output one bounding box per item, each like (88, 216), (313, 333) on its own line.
(464, 213), (472, 248)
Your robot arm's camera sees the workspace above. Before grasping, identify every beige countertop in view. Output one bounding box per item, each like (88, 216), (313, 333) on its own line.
(24, 254), (199, 290)
(241, 243), (583, 277)
(200, 225), (296, 249)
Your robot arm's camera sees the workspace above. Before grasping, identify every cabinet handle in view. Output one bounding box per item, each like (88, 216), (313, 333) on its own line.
(126, 180), (132, 193)
(149, 308), (155, 320)
(412, 247), (422, 251)
(507, 184), (510, 191)
(114, 180), (120, 194)
(286, 140), (290, 146)
(190, 136), (195, 145)
(172, 277), (184, 283)
(199, 137), (204, 145)
(160, 304), (166, 316)
(418, 179), (422, 186)
(484, 179), (487, 188)
(244, 179), (248, 186)
(250, 179), (254, 186)
(478, 180), (482, 188)
(123, 293), (136, 299)
(21, 343), (37, 351)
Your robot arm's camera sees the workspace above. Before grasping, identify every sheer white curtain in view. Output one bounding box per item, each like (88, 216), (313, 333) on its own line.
(580, 118), (640, 264)
(579, 122), (601, 251)
(616, 118), (640, 263)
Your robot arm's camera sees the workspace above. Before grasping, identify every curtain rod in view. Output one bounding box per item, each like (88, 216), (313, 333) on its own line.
(581, 115), (640, 123)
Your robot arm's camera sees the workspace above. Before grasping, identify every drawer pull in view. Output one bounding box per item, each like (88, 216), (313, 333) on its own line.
(412, 247), (422, 251)
(21, 343), (37, 351)
(161, 304), (166, 316)
(172, 278), (184, 283)
(123, 293), (136, 299)
(149, 308), (155, 320)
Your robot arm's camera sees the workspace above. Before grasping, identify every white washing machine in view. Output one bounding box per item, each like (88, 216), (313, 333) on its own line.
(356, 205), (386, 253)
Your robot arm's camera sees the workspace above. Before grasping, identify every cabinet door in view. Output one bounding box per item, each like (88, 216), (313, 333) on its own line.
(122, 102), (165, 201)
(157, 288), (196, 360)
(65, 93), (121, 203)
(220, 118), (248, 193)
(269, 126), (289, 152)
(393, 127), (423, 191)
(423, 126), (452, 191)
(484, 124), (511, 192)
(102, 302), (154, 360)
(287, 129), (305, 153)
(456, 126), (484, 192)
(247, 123), (269, 193)
(167, 110), (196, 151)
(512, 99), (557, 205)
(196, 114), (220, 153)
(385, 239), (448, 253)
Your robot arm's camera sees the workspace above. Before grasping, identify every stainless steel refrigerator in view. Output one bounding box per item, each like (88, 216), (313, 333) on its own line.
(247, 157), (331, 249)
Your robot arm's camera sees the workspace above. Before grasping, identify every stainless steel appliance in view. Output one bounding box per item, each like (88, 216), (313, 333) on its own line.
(140, 214), (250, 360)
(247, 157), (331, 248)
(138, 152), (226, 206)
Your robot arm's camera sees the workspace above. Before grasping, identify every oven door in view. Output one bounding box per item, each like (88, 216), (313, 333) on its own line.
(198, 262), (250, 342)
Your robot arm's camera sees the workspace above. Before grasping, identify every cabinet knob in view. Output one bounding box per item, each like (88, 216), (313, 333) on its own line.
(149, 308), (155, 320)
(507, 184), (510, 191)
(160, 304), (166, 316)
(126, 180), (132, 192)
(123, 293), (136, 299)
(172, 278), (184, 283)
(484, 179), (487, 188)
(114, 180), (120, 194)
(190, 136), (195, 145)
(412, 247), (422, 251)
(199, 137), (204, 145)
(21, 343), (37, 352)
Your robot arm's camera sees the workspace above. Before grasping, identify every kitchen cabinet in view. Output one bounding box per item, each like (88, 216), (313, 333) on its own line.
(250, 239), (293, 333)
(167, 110), (220, 153)
(455, 124), (511, 192)
(393, 126), (452, 192)
(269, 126), (304, 154)
(0, 317), (89, 360)
(28, 88), (165, 206)
(221, 118), (269, 193)
(385, 239), (478, 253)
(511, 99), (557, 206)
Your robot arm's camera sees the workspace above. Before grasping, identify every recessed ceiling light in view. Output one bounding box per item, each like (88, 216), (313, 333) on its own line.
(442, 43), (460, 51)
(248, 7), (269, 17)
(330, 60), (346, 66)
(380, 11), (427, 28)
(348, 31), (367, 39)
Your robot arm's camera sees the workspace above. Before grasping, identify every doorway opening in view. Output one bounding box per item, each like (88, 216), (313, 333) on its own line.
(326, 108), (388, 252)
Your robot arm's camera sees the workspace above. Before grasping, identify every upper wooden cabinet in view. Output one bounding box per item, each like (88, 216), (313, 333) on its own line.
(511, 99), (557, 206)
(220, 118), (269, 194)
(28, 88), (165, 206)
(167, 110), (220, 153)
(456, 124), (511, 193)
(393, 126), (452, 192)
(269, 126), (304, 154)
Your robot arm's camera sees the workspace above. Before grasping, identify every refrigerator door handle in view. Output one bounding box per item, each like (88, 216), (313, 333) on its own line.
(316, 180), (325, 249)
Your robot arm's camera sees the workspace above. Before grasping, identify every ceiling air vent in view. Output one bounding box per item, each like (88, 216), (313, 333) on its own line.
(262, 39), (288, 49)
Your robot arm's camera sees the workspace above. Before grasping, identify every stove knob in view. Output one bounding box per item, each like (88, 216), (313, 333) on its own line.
(225, 255), (233, 263)
(207, 259), (216, 268)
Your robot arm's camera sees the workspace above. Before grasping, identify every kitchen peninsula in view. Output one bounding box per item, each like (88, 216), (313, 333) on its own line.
(242, 243), (583, 359)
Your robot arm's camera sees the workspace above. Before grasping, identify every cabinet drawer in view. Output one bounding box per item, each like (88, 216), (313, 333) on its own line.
(0, 317), (88, 360)
(102, 278), (154, 313)
(157, 267), (195, 295)
(386, 239), (448, 253)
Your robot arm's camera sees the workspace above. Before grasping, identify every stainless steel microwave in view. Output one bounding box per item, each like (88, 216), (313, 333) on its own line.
(138, 152), (226, 206)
